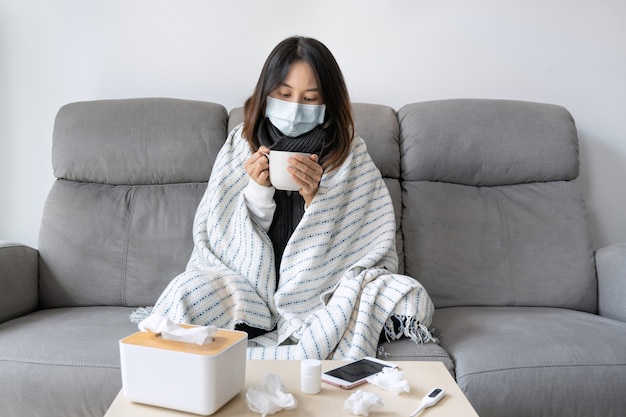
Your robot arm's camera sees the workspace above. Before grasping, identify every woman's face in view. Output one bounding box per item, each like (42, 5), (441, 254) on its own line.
(269, 61), (323, 105)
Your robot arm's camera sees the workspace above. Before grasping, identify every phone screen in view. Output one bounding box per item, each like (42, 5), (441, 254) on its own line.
(324, 358), (390, 383)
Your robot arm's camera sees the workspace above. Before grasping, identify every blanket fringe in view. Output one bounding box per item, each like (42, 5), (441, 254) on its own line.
(129, 306), (153, 323)
(383, 315), (438, 344)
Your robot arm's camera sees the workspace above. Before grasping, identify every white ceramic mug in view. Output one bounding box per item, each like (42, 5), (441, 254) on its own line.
(267, 150), (311, 191)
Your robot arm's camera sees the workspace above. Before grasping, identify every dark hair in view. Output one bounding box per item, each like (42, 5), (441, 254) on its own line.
(243, 36), (354, 171)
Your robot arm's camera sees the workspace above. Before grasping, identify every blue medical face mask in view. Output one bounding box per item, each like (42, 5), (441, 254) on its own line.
(265, 96), (326, 137)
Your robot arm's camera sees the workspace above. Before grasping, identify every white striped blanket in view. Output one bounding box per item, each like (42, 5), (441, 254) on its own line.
(151, 124), (435, 360)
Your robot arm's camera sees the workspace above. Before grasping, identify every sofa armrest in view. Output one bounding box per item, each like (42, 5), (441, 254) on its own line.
(0, 241), (39, 324)
(596, 243), (626, 322)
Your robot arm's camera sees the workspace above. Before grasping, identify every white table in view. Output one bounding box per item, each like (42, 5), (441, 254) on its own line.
(105, 360), (478, 416)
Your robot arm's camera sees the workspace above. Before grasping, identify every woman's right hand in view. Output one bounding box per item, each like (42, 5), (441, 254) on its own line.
(244, 146), (271, 186)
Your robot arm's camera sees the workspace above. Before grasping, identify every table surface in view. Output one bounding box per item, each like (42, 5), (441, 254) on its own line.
(105, 360), (478, 416)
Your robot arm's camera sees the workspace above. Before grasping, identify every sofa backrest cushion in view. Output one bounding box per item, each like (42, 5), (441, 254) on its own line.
(399, 99), (597, 312)
(52, 98), (227, 184)
(39, 98), (228, 308)
(399, 99), (580, 186)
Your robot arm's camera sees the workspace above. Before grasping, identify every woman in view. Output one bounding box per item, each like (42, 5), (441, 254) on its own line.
(240, 36), (353, 287)
(150, 36), (434, 360)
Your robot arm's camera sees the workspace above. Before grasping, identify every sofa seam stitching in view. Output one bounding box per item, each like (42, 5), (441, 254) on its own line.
(121, 187), (138, 306)
(458, 362), (626, 380)
(493, 188), (514, 305)
(0, 357), (120, 369)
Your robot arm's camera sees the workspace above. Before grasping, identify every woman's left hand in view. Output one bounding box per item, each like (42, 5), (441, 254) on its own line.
(288, 154), (323, 207)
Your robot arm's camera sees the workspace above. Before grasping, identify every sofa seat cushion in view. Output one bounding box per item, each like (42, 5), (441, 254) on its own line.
(376, 338), (455, 376)
(0, 307), (137, 417)
(433, 306), (626, 417)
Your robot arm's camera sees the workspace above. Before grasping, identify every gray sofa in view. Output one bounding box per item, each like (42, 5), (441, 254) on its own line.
(1, 97), (625, 417)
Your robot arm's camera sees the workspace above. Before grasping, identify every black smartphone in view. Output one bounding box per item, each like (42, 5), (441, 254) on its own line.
(321, 357), (397, 389)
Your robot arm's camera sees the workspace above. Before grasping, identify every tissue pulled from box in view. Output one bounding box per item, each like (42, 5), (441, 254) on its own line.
(366, 366), (410, 394)
(343, 390), (384, 416)
(138, 314), (217, 345)
(246, 373), (297, 417)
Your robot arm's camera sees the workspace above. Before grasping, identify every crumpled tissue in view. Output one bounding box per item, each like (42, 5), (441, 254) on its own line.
(246, 373), (297, 417)
(366, 366), (410, 395)
(138, 314), (217, 345)
(343, 389), (384, 416)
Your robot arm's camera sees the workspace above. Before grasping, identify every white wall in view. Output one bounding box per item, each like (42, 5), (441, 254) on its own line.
(1, 0), (625, 250)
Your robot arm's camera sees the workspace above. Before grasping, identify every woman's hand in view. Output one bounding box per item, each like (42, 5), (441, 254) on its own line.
(244, 146), (271, 186)
(288, 154), (323, 207)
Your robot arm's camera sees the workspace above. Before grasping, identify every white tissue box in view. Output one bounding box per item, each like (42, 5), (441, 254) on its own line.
(119, 327), (247, 415)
